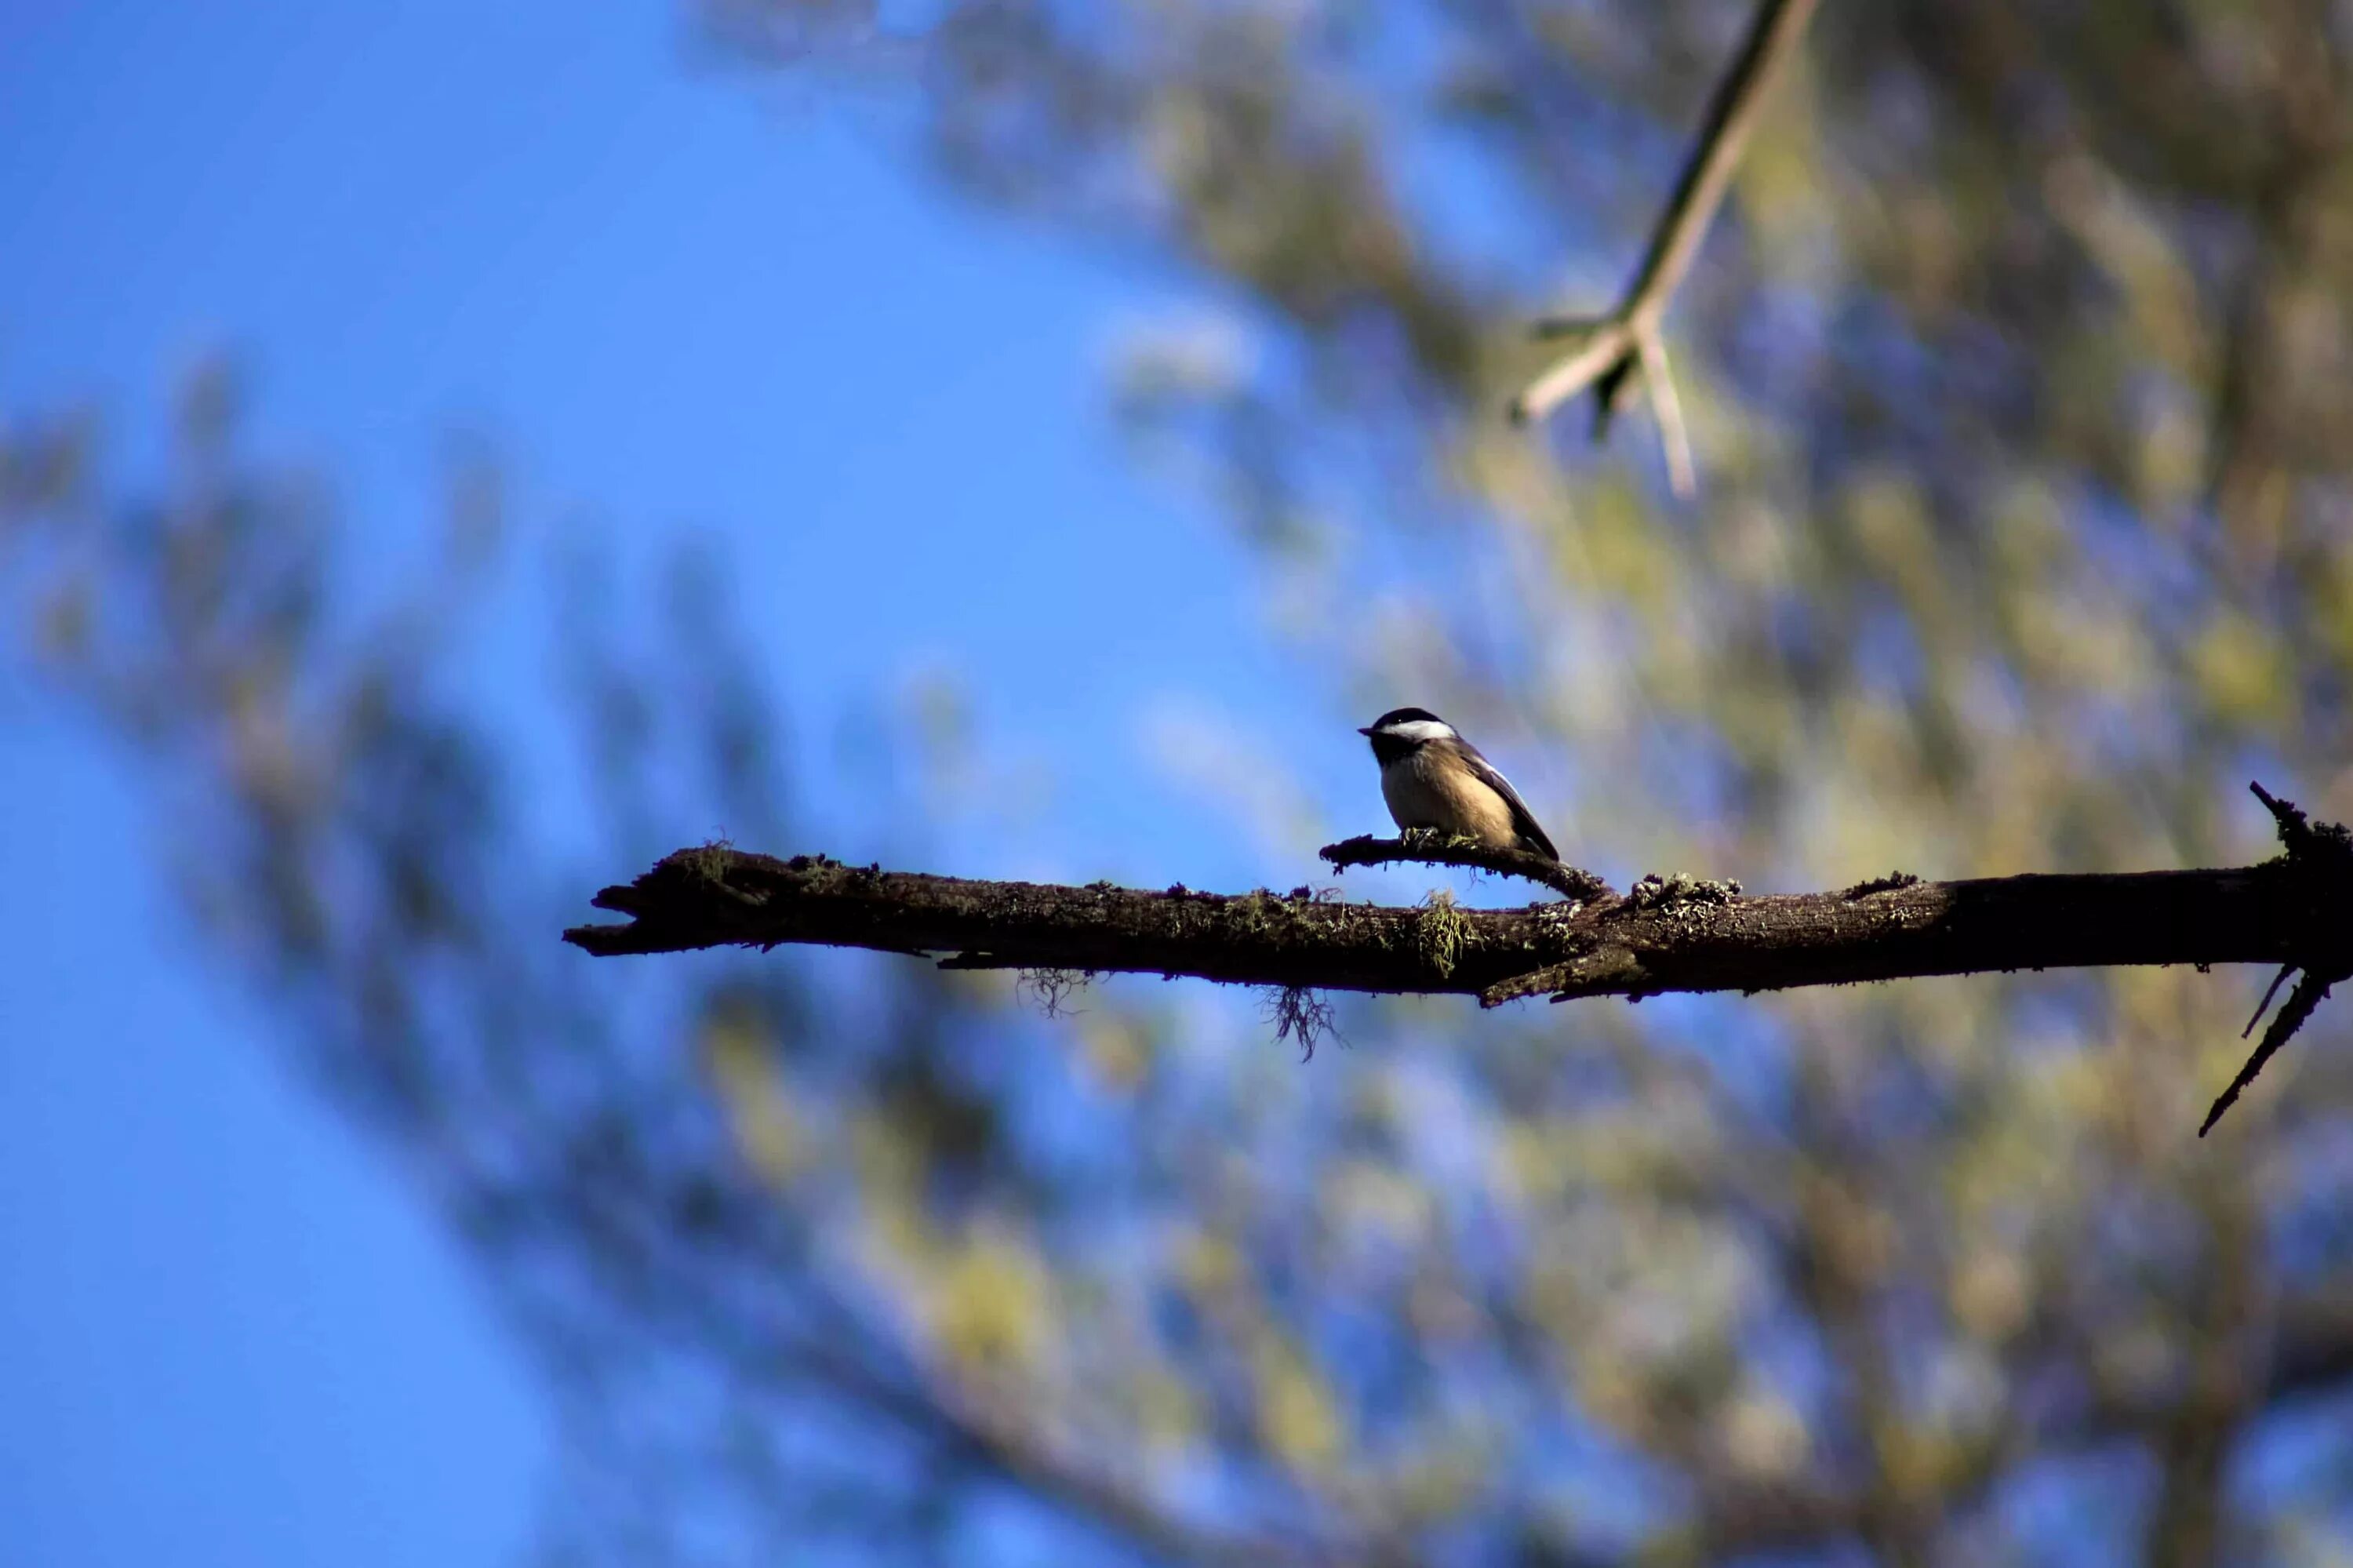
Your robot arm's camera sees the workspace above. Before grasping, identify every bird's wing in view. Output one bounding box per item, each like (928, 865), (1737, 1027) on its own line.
(1457, 741), (1559, 860)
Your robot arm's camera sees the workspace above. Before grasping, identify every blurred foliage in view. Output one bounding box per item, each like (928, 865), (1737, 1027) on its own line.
(14, 1), (2353, 1563)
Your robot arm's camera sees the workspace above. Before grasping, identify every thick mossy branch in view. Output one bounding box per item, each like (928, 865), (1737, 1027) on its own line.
(569, 797), (2352, 1055)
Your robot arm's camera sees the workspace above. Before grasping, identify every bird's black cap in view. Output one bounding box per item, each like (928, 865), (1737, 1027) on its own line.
(1358, 706), (1444, 735)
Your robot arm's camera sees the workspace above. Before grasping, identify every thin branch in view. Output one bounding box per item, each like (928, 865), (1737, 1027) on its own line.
(1511, 0), (1821, 490)
(1319, 830), (1613, 900)
(2242, 961), (2297, 1039)
(2202, 967), (2340, 1136)
(1616, 0), (1822, 343)
(1638, 329), (1698, 500)
(1518, 320), (1643, 424)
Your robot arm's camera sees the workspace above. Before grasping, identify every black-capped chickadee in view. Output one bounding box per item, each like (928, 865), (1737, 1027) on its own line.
(1358, 707), (1559, 860)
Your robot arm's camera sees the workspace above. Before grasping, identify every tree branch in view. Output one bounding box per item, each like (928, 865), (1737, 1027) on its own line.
(2197, 781), (2353, 1133)
(1511, 0), (1822, 493)
(1319, 830), (1613, 901)
(567, 791), (2353, 1047)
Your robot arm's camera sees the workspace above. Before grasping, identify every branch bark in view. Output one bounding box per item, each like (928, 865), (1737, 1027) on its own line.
(567, 791), (2351, 1032)
(1511, 0), (1821, 493)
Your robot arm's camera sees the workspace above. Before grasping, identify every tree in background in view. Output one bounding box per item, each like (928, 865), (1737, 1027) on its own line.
(9, 1), (2353, 1562)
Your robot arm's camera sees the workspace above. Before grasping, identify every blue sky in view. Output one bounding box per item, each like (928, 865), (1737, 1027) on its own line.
(0, 2), (1395, 1564)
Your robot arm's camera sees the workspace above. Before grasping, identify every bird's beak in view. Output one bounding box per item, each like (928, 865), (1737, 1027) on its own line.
(1357, 726), (1375, 735)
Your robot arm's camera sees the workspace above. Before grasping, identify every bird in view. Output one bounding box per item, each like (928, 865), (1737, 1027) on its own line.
(1358, 707), (1559, 860)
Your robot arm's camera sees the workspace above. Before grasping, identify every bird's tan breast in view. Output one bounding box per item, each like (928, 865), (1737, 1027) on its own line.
(1381, 750), (1519, 849)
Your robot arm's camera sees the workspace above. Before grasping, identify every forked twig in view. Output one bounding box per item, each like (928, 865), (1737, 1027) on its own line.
(1512, 0), (1822, 497)
(2198, 781), (2353, 1134)
(2202, 967), (2340, 1137)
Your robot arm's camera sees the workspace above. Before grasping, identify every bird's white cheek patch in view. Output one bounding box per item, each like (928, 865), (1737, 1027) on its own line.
(1378, 720), (1457, 743)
